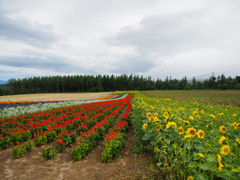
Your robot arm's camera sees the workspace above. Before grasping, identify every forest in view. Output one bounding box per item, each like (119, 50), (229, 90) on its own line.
(0, 73), (240, 96)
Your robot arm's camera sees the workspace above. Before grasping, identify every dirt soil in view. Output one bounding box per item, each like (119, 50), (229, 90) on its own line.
(0, 125), (157, 180)
(0, 93), (107, 102)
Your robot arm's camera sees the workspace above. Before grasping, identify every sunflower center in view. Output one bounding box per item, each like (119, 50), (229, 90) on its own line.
(190, 130), (195, 135)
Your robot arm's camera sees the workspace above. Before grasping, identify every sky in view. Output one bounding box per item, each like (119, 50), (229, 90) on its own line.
(0, 0), (240, 82)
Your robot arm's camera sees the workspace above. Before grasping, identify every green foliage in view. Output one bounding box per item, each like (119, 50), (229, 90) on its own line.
(46, 131), (57, 143)
(10, 133), (23, 145)
(12, 144), (26, 158)
(22, 140), (34, 152)
(55, 139), (66, 153)
(34, 135), (47, 146)
(101, 133), (125, 163)
(42, 146), (56, 160)
(0, 136), (11, 150)
(71, 142), (91, 161)
(235, 83), (240, 90)
(76, 126), (88, 135)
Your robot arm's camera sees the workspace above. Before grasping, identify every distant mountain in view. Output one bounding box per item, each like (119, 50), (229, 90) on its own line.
(0, 80), (7, 84)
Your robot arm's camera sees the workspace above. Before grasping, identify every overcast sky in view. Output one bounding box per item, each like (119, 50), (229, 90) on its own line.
(0, 0), (239, 81)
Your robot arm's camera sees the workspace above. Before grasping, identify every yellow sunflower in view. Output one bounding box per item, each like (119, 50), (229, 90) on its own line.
(219, 136), (228, 145)
(178, 118), (182, 122)
(197, 130), (204, 139)
(230, 122), (239, 129)
(217, 154), (224, 172)
(196, 115), (200, 119)
(178, 126), (184, 135)
(156, 125), (161, 131)
(154, 113), (158, 117)
(171, 122), (177, 129)
(201, 109), (205, 113)
(187, 127), (196, 138)
(189, 116), (194, 120)
(211, 114), (215, 119)
(163, 112), (169, 119)
(198, 153), (204, 158)
(166, 122), (171, 129)
(143, 123), (147, 130)
(187, 176), (194, 180)
(233, 114), (237, 117)
(219, 126), (227, 133)
(235, 139), (240, 145)
(220, 145), (230, 155)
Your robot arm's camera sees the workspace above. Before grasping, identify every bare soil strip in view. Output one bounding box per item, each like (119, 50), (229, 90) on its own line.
(0, 125), (156, 180)
(0, 93), (107, 102)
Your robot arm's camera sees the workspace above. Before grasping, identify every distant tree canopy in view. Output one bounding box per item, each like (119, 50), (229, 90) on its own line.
(0, 73), (239, 96)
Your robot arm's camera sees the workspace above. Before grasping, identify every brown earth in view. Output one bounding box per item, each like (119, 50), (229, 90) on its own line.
(0, 93), (107, 102)
(0, 125), (157, 180)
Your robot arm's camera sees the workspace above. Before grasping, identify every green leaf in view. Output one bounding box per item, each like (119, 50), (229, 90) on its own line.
(142, 133), (151, 140)
(198, 163), (210, 171)
(188, 161), (198, 168)
(197, 173), (209, 180)
(206, 154), (216, 162)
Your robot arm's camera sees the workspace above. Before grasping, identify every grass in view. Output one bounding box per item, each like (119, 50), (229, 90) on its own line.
(142, 90), (240, 107)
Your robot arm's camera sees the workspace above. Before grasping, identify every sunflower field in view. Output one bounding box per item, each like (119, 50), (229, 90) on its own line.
(130, 93), (240, 180)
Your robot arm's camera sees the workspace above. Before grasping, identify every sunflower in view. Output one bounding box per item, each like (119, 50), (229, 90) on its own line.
(156, 125), (161, 131)
(217, 154), (224, 172)
(178, 118), (182, 122)
(233, 114), (237, 117)
(198, 153), (204, 158)
(154, 113), (158, 117)
(235, 139), (240, 145)
(219, 126), (227, 133)
(143, 123), (147, 130)
(178, 126), (184, 135)
(146, 113), (151, 118)
(179, 107), (182, 110)
(197, 130), (204, 139)
(196, 115), (200, 119)
(189, 116), (194, 120)
(184, 134), (192, 139)
(220, 145), (230, 155)
(187, 127), (196, 138)
(201, 109), (205, 113)
(153, 117), (160, 123)
(183, 120), (190, 125)
(219, 136), (228, 145)
(187, 176), (194, 180)
(211, 114), (215, 119)
(163, 112), (169, 119)
(166, 122), (171, 129)
(230, 122), (239, 129)
(171, 122), (177, 129)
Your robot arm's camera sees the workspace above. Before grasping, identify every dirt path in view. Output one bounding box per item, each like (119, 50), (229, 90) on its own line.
(0, 125), (157, 180)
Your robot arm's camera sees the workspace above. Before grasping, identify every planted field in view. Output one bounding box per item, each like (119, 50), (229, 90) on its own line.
(0, 93), (157, 179)
(130, 92), (240, 179)
(143, 90), (240, 107)
(0, 92), (107, 102)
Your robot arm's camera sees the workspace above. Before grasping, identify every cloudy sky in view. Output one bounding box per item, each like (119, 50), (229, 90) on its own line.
(0, 0), (239, 81)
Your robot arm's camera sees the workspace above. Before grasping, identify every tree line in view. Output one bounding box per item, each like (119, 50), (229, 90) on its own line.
(0, 73), (240, 96)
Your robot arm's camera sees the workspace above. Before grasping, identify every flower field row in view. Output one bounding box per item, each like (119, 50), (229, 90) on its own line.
(101, 102), (132, 162)
(130, 95), (240, 179)
(0, 94), (134, 164)
(0, 95), (133, 150)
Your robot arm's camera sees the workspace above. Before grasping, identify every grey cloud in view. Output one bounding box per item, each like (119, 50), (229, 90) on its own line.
(105, 11), (217, 56)
(0, 11), (58, 48)
(0, 55), (78, 73)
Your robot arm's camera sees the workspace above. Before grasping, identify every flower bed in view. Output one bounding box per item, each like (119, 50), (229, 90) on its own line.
(131, 96), (240, 179)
